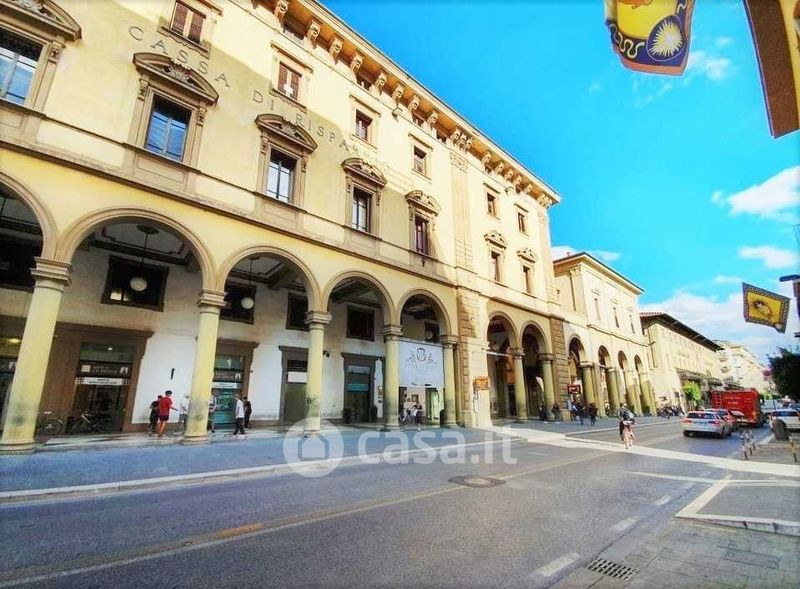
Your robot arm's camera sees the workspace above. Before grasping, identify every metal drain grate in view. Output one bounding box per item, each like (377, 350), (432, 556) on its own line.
(448, 475), (505, 488)
(586, 558), (638, 580)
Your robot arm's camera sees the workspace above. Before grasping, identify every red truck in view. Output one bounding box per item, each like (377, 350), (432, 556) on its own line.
(710, 390), (764, 427)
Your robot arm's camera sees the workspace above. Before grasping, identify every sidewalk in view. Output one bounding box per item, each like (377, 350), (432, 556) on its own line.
(499, 415), (674, 435)
(0, 426), (508, 500)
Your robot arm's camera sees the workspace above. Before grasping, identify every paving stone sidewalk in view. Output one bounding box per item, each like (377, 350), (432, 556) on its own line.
(553, 519), (800, 589)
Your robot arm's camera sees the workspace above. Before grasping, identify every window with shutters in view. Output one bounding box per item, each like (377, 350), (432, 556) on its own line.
(521, 264), (533, 294)
(170, 2), (205, 43)
(145, 96), (191, 161)
(266, 149), (296, 203)
(490, 251), (502, 282)
(255, 114), (316, 208)
(355, 110), (372, 142)
(413, 215), (429, 255)
(0, 29), (41, 106)
(352, 187), (372, 233)
(277, 63), (301, 101)
(516, 209), (528, 234)
(486, 191), (498, 217)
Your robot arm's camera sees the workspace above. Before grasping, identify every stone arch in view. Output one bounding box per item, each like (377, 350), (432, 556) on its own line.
(487, 311), (519, 348)
(634, 355), (644, 372)
(617, 350), (630, 371)
(598, 345), (612, 367)
(217, 244), (322, 311)
(520, 320), (549, 353)
(396, 288), (453, 335)
(0, 171), (58, 259)
(322, 270), (396, 324)
(56, 207), (216, 289)
(568, 336), (587, 363)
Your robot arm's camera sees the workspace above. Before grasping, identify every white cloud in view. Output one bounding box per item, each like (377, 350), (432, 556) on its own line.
(714, 275), (743, 284)
(641, 282), (798, 362)
(739, 246), (800, 270)
(686, 50), (732, 81)
(715, 36), (732, 48)
(588, 82), (602, 94)
(552, 245), (621, 263)
(713, 166), (800, 223)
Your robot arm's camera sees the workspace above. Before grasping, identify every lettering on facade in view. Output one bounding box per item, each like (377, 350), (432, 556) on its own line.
(127, 25), (395, 172)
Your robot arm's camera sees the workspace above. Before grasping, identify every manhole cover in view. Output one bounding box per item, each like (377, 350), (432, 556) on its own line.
(586, 558), (638, 580)
(448, 475), (505, 488)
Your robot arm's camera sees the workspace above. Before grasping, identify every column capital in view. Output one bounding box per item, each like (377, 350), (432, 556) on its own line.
(197, 289), (227, 309)
(31, 257), (72, 287)
(510, 347), (525, 358)
(305, 310), (332, 326)
(538, 352), (555, 363)
(440, 335), (459, 347)
(605, 366), (618, 373)
(381, 324), (403, 340)
(579, 362), (594, 369)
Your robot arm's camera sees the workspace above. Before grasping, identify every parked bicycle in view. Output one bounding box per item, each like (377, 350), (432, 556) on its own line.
(68, 411), (108, 434)
(35, 410), (64, 436)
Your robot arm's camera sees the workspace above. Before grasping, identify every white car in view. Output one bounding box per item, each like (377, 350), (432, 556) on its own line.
(682, 411), (729, 438)
(770, 409), (800, 431)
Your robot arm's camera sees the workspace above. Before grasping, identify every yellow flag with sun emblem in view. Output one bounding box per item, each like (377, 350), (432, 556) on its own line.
(605, 0), (696, 75)
(742, 283), (790, 333)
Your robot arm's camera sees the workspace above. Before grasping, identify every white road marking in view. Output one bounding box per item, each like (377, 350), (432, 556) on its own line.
(652, 495), (672, 506)
(680, 482), (695, 491)
(531, 553), (580, 578)
(611, 517), (637, 532)
(676, 476), (731, 518)
(630, 472), (716, 484)
(699, 470), (712, 477)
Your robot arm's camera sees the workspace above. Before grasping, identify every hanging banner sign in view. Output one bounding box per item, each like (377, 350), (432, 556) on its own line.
(211, 381), (242, 390)
(399, 341), (444, 388)
(75, 377), (128, 386)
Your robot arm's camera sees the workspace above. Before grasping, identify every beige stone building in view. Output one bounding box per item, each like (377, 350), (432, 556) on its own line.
(639, 312), (723, 411)
(714, 341), (772, 394)
(553, 253), (655, 416)
(0, 0), (579, 452)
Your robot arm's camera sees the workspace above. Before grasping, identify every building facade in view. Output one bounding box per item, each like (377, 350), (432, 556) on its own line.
(639, 312), (723, 411)
(714, 341), (773, 394)
(0, 0), (574, 452)
(553, 253), (655, 416)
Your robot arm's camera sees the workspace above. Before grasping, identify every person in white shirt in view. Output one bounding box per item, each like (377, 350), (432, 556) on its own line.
(178, 394), (190, 433)
(233, 394), (246, 437)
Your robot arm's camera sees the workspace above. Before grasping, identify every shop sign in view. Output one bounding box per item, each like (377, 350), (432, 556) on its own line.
(211, 381), (241, 390)
(567, 384), (581, 393)
(75, 377), (128, 385)
(399, 341), (443, 388)
(473, 377), (490, 391)
(287, 371), (307, 384)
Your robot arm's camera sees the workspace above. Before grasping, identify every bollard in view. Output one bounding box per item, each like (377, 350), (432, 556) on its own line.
(791, 437), (798, 463)
(748, 430), (755, 456)
(740, 431), (749, 460)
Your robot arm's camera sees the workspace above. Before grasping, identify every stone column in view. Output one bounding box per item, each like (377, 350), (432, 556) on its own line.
(580, 362), (597, 408)
(382, 324), (402, 431)
(624, 369), (640, 414)
(605, 367), (621, 413)
(441, 336), (458, 427)
(539, 353), (556, 421)
(510, 348), (528, 422)
(640, 373), (655, 413)
(594, 366), (607, 417)
(0, 259), (71, 453)
(183, 289), (226, 444)
(304, 310), (331, 435)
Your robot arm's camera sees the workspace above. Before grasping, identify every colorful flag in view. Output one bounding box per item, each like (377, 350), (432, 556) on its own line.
(742, 283), (790, 333)
(605, 0), (696, 75)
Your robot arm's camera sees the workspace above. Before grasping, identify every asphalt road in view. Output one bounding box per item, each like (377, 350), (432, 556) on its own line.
(0, 422), (771, 588)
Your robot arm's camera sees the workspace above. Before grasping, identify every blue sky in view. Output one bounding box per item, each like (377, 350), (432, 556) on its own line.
(325, 0), (799, 361)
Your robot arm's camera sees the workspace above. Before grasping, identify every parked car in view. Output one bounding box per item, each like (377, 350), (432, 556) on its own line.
(682, 411), (729, 438)
(770, 408), (800, 431)
(730, 410), (747, 429)
(712, 408), (738, 433)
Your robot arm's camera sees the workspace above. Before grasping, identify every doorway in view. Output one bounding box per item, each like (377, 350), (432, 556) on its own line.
(72, 342), (135, 432)
(211, 354), (245, 429)
(343, 355), (377, 423)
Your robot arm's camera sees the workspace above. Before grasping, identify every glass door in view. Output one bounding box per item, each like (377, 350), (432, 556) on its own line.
(212, 354), (245, 429)
(73, 342), (135, 432)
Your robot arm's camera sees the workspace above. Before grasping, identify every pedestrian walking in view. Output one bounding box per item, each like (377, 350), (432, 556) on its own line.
(588, 403), (598, 426)
(551, 402), (561, 421)
(233, 394), (245, 437)
(148, 395), (161, 436)
(415, 404), (423, 431)
(244, 399), (252, 429)
(207, 394), (217, 434)
(539, 404), (548, 421)
(178, 394), (190, 433)
(409, 404), (418, 429)
(617, 402), (634, 441)
(156, 390), (175, 437)
(575, 401), (585, 425)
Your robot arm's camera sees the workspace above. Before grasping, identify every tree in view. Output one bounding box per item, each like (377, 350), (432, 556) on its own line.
(682, 382), (701, 408)
(768, 348), (800, 401)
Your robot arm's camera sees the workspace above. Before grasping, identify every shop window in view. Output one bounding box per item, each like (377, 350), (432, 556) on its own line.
(351, 186), (372, 233)
(277, 63), (301, 101)
(170, 2), (205, 44)
(355, 110), (372, 142)
(0, 29), (41, 105)
(286, 294), (308, 331)
(347, 306), (374, 341)
(221, 282), (255, 324)
(413, 215), (430, 255)
(0, 236), (37, 290)
(145, 95), (191, 161)
(102, 256), (168, 311)
(266, 149), (296, 203)
(487, 192), (498, 217)
(412, 145), (428, 176)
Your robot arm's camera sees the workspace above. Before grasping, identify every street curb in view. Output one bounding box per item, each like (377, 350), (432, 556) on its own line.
(0, 438), (513, 504)
(675, 513), (800, 537)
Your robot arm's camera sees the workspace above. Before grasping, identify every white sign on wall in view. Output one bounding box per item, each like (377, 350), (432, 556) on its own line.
(399, 341), (444, 388)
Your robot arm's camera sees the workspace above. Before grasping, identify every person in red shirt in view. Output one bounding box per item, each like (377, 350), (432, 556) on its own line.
(156, 390), (175, 437)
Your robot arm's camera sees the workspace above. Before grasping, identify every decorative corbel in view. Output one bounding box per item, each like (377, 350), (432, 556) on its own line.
(463, 137), (473, 152)
(426, 110), (439, 128)
(329, 36), (343, 61)
(48, 41), (64, 64)
(350, 52), (364, 74)
(457, 134), (468, 151)
(373, 71), (387, 93)
(450, 129), (461, 144)
(481, 152), (493, 167)
(504, 169), (515, 181)
(306, 19), (321, 45)
(391, 83), (405, 102)
(512, 175), (522, 190)
(523, 184), (533, 196)
(493, 162), (505, 176)
(408, 94), (420, 112)
(274, 0), (289, 22)
(137, 78), (149, 100)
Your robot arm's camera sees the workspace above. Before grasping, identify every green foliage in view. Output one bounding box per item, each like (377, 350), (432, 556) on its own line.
(682, 382), (702, 406)
(768, 348), (800, 401)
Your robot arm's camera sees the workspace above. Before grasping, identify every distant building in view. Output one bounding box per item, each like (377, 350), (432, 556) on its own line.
(714, 341), (774, 394)
(639, 313), (723, 411)
(554, 253), (654, 416)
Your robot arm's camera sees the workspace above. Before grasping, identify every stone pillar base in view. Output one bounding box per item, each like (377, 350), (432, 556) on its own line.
(181, 434), (210, 445)
(0, 442), (36, 454)
(441, 419), (458, 428)
(515, 417), (528, 424)
(381, 424), (400, 432)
